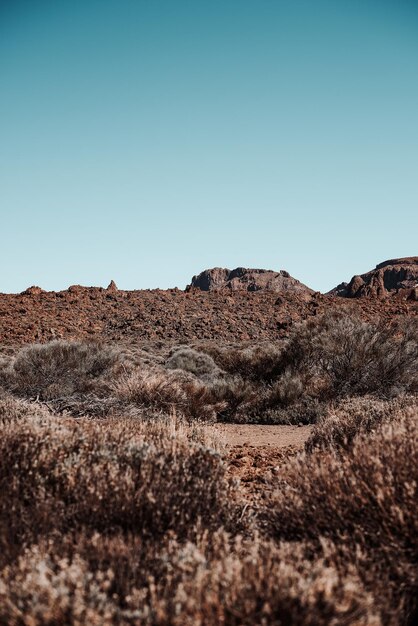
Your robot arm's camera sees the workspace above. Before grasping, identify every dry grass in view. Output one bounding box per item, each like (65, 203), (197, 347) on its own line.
(306, 394), (418, 451)
(0, 532), (381, 626)
(0, 396), (417, 624)
(0, 414), (237, 567)
(263, 412), (418, 625)
(112, 369), (224, 421)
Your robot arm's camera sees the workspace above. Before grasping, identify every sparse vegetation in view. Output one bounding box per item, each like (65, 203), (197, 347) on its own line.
(305, 394), (418, 451)
(1, 313), (416, 422)
(0, 312), (417, 624)
(263, 413), (418, 625)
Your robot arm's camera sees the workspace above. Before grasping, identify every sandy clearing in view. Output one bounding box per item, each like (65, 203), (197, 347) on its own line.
(211, 423), (312, 448)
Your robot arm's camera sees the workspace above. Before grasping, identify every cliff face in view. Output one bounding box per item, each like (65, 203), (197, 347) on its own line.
(187, 267), (313, 295)
(330, 257), (418, 300)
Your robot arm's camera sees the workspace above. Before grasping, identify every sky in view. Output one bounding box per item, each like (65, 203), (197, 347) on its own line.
(1, 0), (417, 293)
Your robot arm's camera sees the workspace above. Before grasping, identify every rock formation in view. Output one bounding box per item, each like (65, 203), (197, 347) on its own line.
(107, 280), (118, 292)
(186, 267), (313, 294)
(330, 257), (418, 299)
(21, 286), (45, 296)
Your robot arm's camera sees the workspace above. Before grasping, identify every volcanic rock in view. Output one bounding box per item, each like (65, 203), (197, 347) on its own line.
(21, 286), (45, 296)
(0, 286), (415, 347)
(186, 267), (313, 295)
(107, 280), (118, 292)
(330, 257), (418, 298)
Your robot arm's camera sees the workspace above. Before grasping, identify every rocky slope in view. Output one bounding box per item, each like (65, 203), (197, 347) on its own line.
(187, 267), (313, 295)
(331, 257), (418, 299)
(0, 285), (415, 347)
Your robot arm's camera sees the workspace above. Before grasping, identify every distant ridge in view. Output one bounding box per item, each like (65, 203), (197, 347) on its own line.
(186, 267), (313, 295)
(330, 257), (418, 300)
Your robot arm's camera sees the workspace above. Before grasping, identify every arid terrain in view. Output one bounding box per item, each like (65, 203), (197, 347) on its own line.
(0, 260), (417, 625)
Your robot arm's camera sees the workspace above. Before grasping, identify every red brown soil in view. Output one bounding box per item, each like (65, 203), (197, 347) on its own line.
(214, 425), (312, 502)
(0, 287), (416, 347)
(214, 423), (312, 447)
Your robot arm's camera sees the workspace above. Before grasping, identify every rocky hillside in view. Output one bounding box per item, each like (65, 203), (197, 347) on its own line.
(331, 257), (418, 299)
(187, 267), (313, 295)
(0, 285), (415, 347)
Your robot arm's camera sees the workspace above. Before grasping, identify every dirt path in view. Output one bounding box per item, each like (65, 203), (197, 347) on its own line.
(212, 423), (312, 448)
(209, 424), (313, 501)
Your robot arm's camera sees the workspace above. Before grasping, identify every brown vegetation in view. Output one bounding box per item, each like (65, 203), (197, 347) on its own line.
(0, 308), (417, 624)
(0, 395), (417, 624)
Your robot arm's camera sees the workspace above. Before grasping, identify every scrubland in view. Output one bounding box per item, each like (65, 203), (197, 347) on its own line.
(0, 311), (417, 625)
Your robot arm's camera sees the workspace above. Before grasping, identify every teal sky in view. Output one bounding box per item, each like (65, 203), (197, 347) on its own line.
(1, 0), (417, 293)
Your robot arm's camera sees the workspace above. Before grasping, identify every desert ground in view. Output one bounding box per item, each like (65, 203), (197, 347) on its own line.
(0, 261), (417, 625)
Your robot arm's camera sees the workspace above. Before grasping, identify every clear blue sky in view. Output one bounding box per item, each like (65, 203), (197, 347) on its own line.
(1, 0), (417, 293)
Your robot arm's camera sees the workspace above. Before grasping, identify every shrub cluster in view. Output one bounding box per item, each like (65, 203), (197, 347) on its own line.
(306, 394), (418, 451)
(0, 531), (381, 626)
(0, 393), (417, 623)
(1, 313), (416, 423)
(0, 415), (236, 566)
(1, 405), (418, 623)
(263, 413), (418, 625)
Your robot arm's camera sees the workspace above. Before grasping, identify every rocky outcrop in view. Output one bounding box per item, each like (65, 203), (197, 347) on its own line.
(107, 280), (118, 292)
(330, 257), (418, 299)
(21, 286), (45, 296)
(186, 267), (313, 294)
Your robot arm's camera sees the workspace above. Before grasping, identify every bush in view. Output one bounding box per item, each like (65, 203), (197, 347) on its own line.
(0, 391), (54, 424)
(0, 415), (237, 565)
(8, 340), (120, 400)
(0, 532), (381, 626)
(306, 395), (418, 452)
(207, 375), (258, 421)
(283, 312), (418, 398)
(266, 370), (304, 407)
(112, 369), (224, 421)
(263, 415), (418, 624)
(165, 346), (221, 379)
(205, 343), (285, 383)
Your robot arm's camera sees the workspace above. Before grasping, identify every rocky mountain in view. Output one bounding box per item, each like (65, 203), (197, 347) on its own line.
(186, 267), (313, 295)
(331, 257), (418, 300)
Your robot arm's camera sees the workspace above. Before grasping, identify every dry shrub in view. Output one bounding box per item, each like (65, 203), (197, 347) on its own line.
(306, 394), (418, 451)
(255, 396), (323, 425)
(0, 392), (54, 424)
(283, 312), (418, 398)
(8, 340), (120, 400)
(264, 370), (304, 407)
(207, 375), (259, 421)
(113, 369), (224, 421)
(264, 416), (418, 624)
(0, 415), (237, 565)
(207, 374), (319, 425)
(0, 532), (380, 626)
(0, 398), (416, 624)
(205, 343), (284, 383)
(165, 346), (221, 379)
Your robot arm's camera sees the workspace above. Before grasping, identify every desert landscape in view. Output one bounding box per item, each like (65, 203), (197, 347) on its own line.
(2, 1), (418, 623)
(0, 258), (417, 625)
